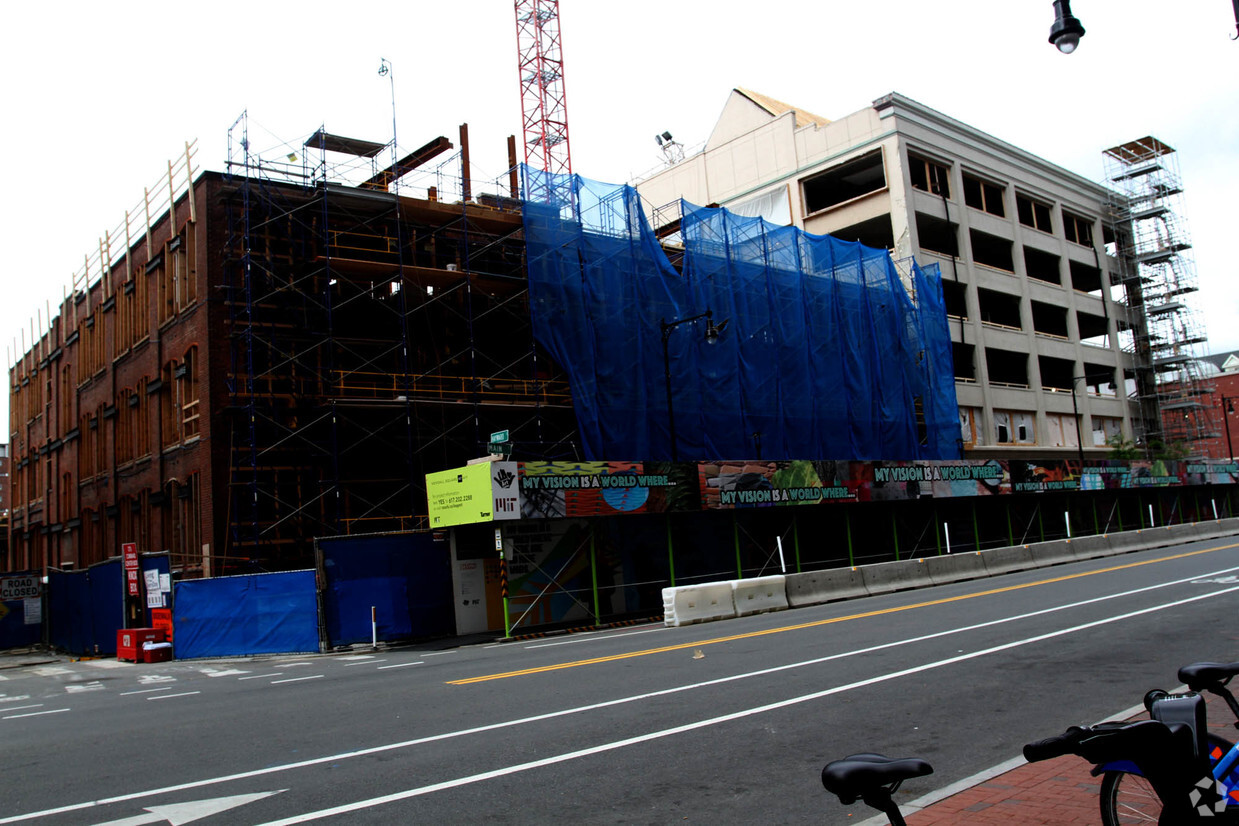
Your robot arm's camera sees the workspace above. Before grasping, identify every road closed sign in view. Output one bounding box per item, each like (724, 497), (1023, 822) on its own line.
(0, 575), (40, 600)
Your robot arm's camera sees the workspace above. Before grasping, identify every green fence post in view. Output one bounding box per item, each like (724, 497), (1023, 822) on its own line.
(793, 515), (802, 574)
(733, 512), (743, 579)
(590, 526), (601, 628)
(934, 507), (942, 556)
(972, 502), (980, 552)
(666, 516), (676, 587)
(845, 511), (855, 567)
(892, 515), (900, 561)
(1006, 502), (1014, 547)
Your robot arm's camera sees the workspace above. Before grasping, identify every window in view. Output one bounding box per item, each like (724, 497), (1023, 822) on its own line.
(802, 149), (886, 214)
(963, 174), (1005, 217)
(994, 410), (1035, 445)
(180, 347), (200, 440)
(59, 365), (75, 437)
(174, 231), (197, 310)
(169, 475), (202, 567)
(1017, 194), (1053, 233)
(79, 413), (95, 478)
(1063, 212), (1095, 246)
(970, 229), (1014, 272)
(156, 248), (173, 327)
(160, 361), (178, 448)
(959, 406), (980, 447)
(1093, 417), (1122, 447)
(1047, 413), (1080, 448)
(1023, 247), (1062, 285)
(116, 388), (135, 465)
(908, 154), (951, 197)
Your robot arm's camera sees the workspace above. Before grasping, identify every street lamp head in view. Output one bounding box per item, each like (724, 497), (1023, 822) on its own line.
(705, 317), (729, 345)
(1049, 0), (1086, 53)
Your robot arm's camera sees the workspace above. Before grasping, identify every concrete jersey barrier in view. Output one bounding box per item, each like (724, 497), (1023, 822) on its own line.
(785, 568), (869, 606)
(662, 582), (736, 627)
(730, 575), (789, 617)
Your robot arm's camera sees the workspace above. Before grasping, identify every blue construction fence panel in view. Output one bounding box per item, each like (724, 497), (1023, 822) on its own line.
(318, 533), (455, 648)
(47, 559), (124, 655)
(0, 571), (44, 650)
(173, 570), (319, 659)
(521, 166), (959, 461)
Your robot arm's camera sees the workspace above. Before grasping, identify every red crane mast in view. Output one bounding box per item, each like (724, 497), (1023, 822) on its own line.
(514, 0), (572, 201)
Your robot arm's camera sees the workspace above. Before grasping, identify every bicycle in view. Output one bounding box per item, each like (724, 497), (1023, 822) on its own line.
(820, 660), (1239, 825)
(1093, 660), (1239, 824)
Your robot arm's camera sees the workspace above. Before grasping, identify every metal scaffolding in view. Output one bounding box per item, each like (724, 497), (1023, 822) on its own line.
(220, 113), (578, 571)
(1103, 137), (1211, 455)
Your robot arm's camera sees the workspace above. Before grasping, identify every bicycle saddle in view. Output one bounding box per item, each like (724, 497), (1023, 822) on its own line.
(820, 753), (934, 804)
(1178, 661), (1239, 691)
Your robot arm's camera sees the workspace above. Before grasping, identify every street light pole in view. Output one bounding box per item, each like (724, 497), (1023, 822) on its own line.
(1222, 395), (1236, 459)
(1070, 375), (1087, 467)
(660, 309), (726, 462)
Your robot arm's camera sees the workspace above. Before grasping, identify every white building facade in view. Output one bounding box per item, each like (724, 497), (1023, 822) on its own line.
(637, 90), (1144, 461)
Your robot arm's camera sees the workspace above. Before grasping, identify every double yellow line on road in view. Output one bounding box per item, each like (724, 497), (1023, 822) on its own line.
(448, 543), (1236, 685)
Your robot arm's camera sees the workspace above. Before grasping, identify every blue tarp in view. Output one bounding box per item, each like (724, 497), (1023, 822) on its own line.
(318, 533), (454, 647)
(47, 559), (123, 655)
(173, 570), (319, 659)
(521, 167), (958, 461)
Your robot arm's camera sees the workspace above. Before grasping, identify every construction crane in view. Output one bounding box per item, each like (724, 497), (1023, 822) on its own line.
(514, 0), (572, 202)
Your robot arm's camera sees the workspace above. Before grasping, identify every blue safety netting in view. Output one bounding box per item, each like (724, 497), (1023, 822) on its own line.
(521, 167), (958, 461)
(173, 570), (319, 659)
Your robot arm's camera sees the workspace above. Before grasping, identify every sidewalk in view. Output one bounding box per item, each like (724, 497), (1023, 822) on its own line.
(858, 690), (1233, 825)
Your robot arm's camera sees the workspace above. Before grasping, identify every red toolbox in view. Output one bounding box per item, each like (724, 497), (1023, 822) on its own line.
(117, 628), (164, 663)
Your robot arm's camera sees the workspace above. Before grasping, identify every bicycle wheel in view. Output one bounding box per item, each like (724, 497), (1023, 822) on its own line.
(1100, 770), (1161, 825)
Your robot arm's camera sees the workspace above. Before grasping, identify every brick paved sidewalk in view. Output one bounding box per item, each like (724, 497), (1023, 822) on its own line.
(854, 691), (1234, 825)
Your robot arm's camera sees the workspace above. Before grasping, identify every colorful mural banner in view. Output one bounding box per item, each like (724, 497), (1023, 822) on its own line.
(426, 458), (1239, 525)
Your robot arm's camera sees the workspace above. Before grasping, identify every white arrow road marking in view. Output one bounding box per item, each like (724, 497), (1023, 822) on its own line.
(91, 791), (285, 826)
(65, 682), (105, 694)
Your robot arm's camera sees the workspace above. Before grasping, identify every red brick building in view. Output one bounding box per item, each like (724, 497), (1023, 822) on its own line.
(6, 130), (575, 578)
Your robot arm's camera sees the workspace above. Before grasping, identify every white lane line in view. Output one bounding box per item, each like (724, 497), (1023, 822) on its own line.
(3, 709), (69, 720)
(344, 660), (386, 667)
(5, 571), (1237, 825)
(238, 673), (283, 681)
(377, 662), (424, 670)
(270, 676), (323, 685)
(121, 688), (176, 696)
(422, 651), (457, 656)
(0, 695), (32, 703)
(147, 692), (201, 701)
(1, 704), (43, 712)
(252, 584), (1239, 825)
(525, 627), (663, 649)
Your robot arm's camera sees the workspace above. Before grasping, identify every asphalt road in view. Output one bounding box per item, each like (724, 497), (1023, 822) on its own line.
(2, 536), (1238, 825)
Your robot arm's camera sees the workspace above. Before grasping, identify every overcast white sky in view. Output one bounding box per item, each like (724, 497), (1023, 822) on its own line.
(2, 1), (1237, 437)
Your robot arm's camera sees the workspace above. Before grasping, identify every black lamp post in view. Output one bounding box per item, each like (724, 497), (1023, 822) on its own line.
(1222, 395), (1237, 459)
(660, 309), (727, 462)
(1051, 1), (1239, 52)
(1070, 375), (1088, 467)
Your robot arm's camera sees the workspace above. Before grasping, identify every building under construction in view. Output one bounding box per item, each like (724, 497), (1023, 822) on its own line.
(5, 120), (579, 576)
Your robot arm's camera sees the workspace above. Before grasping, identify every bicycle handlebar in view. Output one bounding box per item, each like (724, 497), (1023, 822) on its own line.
(1022, 726), (1088, 763)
